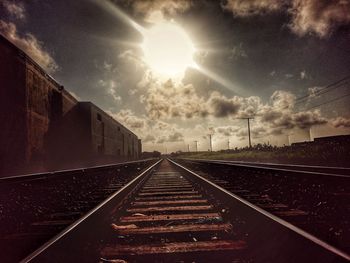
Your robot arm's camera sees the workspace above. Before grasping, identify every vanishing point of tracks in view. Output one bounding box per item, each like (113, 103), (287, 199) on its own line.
(20, 159), (349, 262)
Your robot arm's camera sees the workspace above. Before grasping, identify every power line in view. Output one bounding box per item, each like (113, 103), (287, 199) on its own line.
(294, 75), (350, 104)
(296, 81), (348, 105)
(304, 92), (350, 111)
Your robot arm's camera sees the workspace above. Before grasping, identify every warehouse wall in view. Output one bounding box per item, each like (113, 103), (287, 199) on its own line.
(86, 103), (141, 161)
(25, 60), (79, 171)
(0, 36), (27, 174)
(0, 35), (141, 176)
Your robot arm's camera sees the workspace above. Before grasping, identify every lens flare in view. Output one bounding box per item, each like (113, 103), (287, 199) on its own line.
(142, 23), (196, 76)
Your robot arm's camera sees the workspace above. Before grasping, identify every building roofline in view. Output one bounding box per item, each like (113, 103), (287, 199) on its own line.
(79, 101), (139, 138)
(1, 34), (138, 139)
(0, 34), (68, 94)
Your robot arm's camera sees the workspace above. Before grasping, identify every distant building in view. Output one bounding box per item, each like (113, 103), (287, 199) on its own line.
(291, 134), (350, 147)
(314, 134), (350, 144)
(0, 34), (141, 176)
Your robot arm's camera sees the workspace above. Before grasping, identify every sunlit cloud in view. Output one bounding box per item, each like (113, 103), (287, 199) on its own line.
(0, 20), (58, 73)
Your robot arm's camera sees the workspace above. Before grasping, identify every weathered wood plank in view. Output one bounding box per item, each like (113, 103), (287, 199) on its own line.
(113, 223), (232, 235)
(120, 213), (221, 223)
(132, 199), (208, 206)
(101, 240), (246, 256)
(135, 195), (203, 201)
(138, 191), (198, 196)
(127, 205), (213, 213)
(140, 189), (195, 194)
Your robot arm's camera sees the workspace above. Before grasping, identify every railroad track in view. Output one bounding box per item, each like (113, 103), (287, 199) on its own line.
(0, 159), (158, 263)
(181, 158), (350, 176)
(175, 158), (350, 255)
(22, 159), (349, 262)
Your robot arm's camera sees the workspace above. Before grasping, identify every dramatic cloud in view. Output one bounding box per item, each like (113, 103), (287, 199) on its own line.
(0, 20), (58, 73)
(290, 0), (350, 37)
(292, 110), (327, 129)
(222, 0), (285, 17)
(111, 109), (146, 129)
(270, 90), (296, 111)
(222, 0), (350, 37)
(208, 92), (241, 118)
(332, 117), (350, 128)
(139, 73), (329, 137)
(2, 0), (25, 20)
(141, 78), (208, 119)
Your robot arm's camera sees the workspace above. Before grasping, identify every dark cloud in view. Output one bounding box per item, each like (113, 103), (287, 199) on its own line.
(208, 92), (241, 117)
(292, 111), (327, 129)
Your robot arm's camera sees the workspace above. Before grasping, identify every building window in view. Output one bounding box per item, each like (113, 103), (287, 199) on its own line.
(97, 113), (102, 121)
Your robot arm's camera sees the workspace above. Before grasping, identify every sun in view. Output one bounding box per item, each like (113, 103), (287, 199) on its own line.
(141, 22), (196, 76)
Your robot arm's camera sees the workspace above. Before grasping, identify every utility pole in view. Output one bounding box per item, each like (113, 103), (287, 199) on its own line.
(309, 128), (313, 142)
(287, 133), (294, 146)
(227, 139), (230, 150)
(194, 140), (198, 152)
(240, 117), (254, 148)
(208, 134), (212, 152)
(187, 144), (190, 152)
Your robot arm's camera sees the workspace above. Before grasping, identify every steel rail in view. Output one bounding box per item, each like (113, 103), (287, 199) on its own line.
(168, 158), (350, 261)
(21, 159), (162, 263)
(0, 158), (159, 183)
(180, 158), (350, 178)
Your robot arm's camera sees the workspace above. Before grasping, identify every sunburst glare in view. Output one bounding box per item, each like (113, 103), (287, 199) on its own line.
(141, 22), (196, 76)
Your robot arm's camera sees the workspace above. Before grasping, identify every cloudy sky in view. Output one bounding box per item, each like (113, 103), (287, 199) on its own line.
(1, 0), (350, 152)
